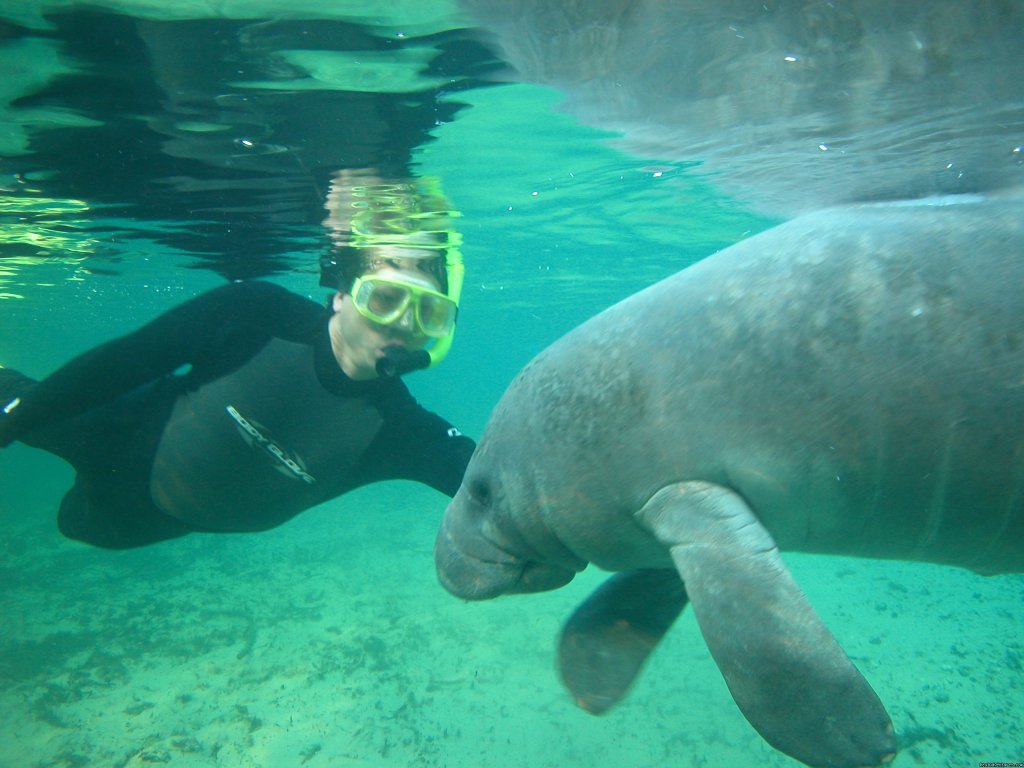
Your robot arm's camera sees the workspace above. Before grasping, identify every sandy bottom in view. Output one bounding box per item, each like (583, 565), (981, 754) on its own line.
(1, 479), (1022, 768)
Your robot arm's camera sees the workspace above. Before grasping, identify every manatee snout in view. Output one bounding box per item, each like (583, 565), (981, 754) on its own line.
(434, 512), (521, 599)
(435, 497), (576, 600)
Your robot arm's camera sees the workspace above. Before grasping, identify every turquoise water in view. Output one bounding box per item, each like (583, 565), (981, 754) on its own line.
(2, 4), (1022, 768)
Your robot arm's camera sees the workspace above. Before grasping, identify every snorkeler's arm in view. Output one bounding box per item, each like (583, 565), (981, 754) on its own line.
(357, 392), (476, 496)
(410, 413), (476, 496)
(0, 281), (324, 446)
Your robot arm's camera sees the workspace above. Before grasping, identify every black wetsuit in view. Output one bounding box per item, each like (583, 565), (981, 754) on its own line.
(0, 281), (475, 549)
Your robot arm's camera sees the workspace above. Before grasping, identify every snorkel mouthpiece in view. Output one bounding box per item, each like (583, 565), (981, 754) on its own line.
(376, 347), (431, 378)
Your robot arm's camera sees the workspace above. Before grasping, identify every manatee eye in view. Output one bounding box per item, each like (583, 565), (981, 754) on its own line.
(468, 478), (492, 509)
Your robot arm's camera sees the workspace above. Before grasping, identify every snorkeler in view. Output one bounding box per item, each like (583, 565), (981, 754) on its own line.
(0, 173), (475, 548)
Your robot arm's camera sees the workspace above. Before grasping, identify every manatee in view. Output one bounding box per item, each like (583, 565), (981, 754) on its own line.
(435, 195), (1024, 768)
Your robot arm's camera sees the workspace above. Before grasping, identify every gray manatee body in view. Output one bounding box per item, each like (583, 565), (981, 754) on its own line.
(435, 195), (1024, 768)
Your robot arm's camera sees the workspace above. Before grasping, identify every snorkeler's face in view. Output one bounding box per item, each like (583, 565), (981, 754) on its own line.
(328, 265), (441, 381)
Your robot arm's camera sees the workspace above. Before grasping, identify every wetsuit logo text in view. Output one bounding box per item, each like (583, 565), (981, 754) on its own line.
(226, 405), (316, 485)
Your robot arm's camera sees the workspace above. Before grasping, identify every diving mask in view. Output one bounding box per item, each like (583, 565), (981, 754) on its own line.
(351, 275), (457, 338)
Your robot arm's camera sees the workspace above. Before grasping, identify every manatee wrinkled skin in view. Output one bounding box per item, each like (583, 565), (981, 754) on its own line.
(435, 196), (1024, 768)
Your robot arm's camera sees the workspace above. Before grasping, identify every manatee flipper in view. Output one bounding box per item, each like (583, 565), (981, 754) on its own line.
(559, 569), (688, 713)
(636, 481), (896, 768)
